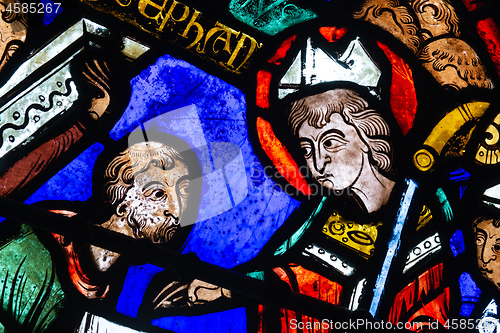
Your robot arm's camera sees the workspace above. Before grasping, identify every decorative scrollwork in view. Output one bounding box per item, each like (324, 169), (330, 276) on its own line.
(476, 111), (500, 165)
(323, 210), (381, 259)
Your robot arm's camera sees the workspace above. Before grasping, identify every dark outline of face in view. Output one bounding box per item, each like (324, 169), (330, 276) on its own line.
(298, 112), (369, 191)
(122, 160), (190, 244)
(287, 87), (393, 192)
(474, 218), (500, 290)
(104, 142), (192, 244)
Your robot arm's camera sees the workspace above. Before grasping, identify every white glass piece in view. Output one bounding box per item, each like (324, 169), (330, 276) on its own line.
(278, 37), (382, 99)
(479, 300), (500, 333)
(0, 20), (85, 97)
(278, 51), (301, 99)
(403, 232), (441, 274)
(484, 183), (500, 200)
(0, 19), (114, 98)
(483, 184), (500, 210)
(303, 243), (355, 276)
(83, 19), (111, 38)
(485, 202), (500, 210)
(0, 60), (79, 158)
(76, 312), (145, 333)
(121, 37), (150, 60)
(349, 278), (367, 311)
(0, 18), (119, 158)
(337, 38), (381, 88)
(483, 299), (498, 317)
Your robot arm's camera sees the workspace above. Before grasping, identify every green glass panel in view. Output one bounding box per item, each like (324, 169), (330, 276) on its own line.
(0, 225), (64, 332)
(228, 0), (317, 35)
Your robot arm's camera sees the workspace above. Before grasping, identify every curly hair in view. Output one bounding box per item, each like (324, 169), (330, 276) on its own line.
(472, 216), (500, 229)
(418, 38), (493, 89)
(1, 0), (28, 24)
(353, 0), (421, 53)
(288, 88), (392, 172)
(410, 0), (460, 37)
(103, 142), (185, 207)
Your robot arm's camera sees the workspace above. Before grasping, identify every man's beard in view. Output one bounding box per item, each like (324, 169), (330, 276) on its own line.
(126, 204), (179, 244)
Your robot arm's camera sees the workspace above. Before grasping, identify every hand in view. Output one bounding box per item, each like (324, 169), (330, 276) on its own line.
(187, 279), (231, 306)
(153, 281), (189, 309)
(152, 279), (231, 309)
(436, 188), (453, 223)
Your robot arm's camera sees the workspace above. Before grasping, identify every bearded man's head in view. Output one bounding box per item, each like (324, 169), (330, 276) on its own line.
(103, 142), (191, 244)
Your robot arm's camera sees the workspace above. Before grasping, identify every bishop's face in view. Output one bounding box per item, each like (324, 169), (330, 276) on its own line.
(475, 218), (500, 290)
(298, 112), (369, 191)
(122, 160), (190, 244)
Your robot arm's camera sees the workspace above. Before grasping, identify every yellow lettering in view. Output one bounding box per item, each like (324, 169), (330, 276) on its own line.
(158, 1), (189, 31)
(138, 0), (167, 23)
(198, 22), (237, 54)
(138, 0), (189, 31)
(181, 10), (204, 49)
(228, 33), (262, 71)
(115, 0), (132, 7)
(133, 0), (261, 74)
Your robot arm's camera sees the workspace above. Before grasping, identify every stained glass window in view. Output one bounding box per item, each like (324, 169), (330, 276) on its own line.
(0, 0), (500, 332)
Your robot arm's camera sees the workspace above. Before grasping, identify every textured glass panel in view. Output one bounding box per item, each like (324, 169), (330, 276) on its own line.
(2, 0), (500, 331)
(450, 229), (465, 257)
(477, 18), (500, 76)
(479, 299), (499, 332)
(228, 0), (317, 35)
(459, 272), (481, 317)
(25, 143), (104, 204)
(0, 226), (64, 331)
(256, 117), (311, 195)
(323, 211), (381, 259)
(414, 102), (490, 172)
(109, 54), (300, 268)
(278, 37), (382, 99)
(117, 264), (164, 318)
(152, 307), (247, 332)
(403, 233), (441, 274)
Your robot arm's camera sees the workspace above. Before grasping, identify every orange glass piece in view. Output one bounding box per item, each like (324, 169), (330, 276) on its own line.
(256, 117), (311, 195)
(389, 263), (444, 324)
(260, 265), (342, 333)
(50, 210), (109, 299)
(288, 265), (342, 304)
(256, 70), (272, 109)
(407, 288), (450, 330)
(319, 26), (348, 43)
(377, 42), (417, 136)
(268, 35), (297, 65)
(477, 18), (500, 76)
